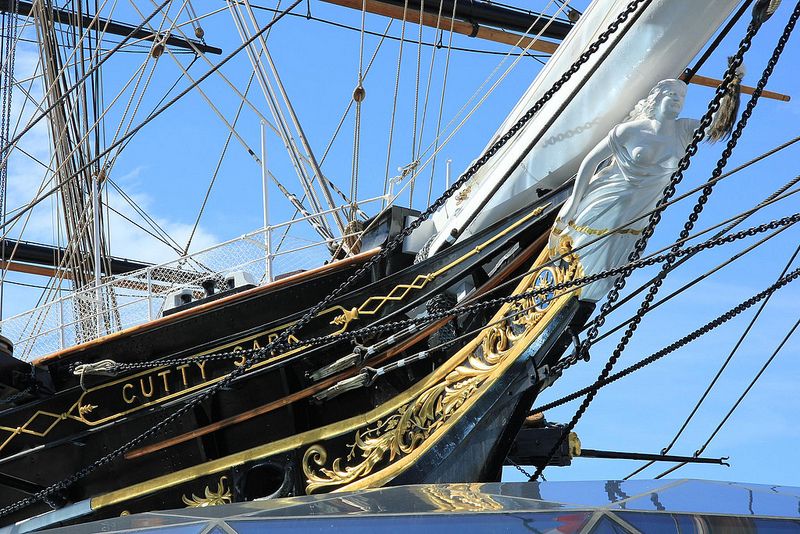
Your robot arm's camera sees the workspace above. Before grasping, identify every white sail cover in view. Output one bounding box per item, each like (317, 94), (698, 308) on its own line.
(427, 0), (741, 254)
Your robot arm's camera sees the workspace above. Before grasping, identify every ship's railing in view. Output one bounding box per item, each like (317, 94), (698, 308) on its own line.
(0, 198), (383, 362)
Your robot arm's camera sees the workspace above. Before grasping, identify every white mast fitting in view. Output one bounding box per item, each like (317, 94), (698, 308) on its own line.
(425, 0), (742, 256)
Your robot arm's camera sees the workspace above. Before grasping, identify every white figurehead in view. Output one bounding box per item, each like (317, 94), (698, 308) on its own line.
(550, 79), (700, 302)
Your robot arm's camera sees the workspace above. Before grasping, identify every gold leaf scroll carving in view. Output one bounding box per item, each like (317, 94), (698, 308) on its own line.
(303, 251), (578, 494)
(181, 476), (232, 507)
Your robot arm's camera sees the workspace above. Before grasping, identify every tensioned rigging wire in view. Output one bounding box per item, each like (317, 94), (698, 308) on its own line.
(247, 2), (551, 58)
(0, 0), (174, 168)
(0, 1), (658, 515)
(0, 0), (306, 239)
(81, 206), (800, 379)
(77, 211), (800, 375)
(653, 313), (800, 480)
(183, 71), (256, 255)
(6, 0), (792, 486)
(427, 0), (459, 205)
(531, 221), (799, 413)
(623, 242), (800, 480)
(584, 163), (800, 341)
(410, 0), (567, 171)
(382, 0), (413, 203)
(269, 20), (394, 253)
(530, 263), (800, 417)
(0, 1), (138, 305)
(272, 186), (800, 354)
(2, 0), (557, 250)
(532, 0), (800, 479)
(588, 172), (800, 345)
(418, 155), (800, 328)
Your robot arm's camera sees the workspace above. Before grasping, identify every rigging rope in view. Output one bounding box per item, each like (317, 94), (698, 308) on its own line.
(382, 0), (411, 206)
(531, 1), (800, 480)
(0, 1), (18, 320)
(590, 172), (800, 345)
(0, 0), (174, 172)
(623, 242), (800, 479)
(413, 0), (566, 175)
(0, 1), (655, 517)
(426, 0), (457, 206)
(184, 69), (255, 255)
(0, 0), (304, 240)
(532, 265), (800, 414)
(654, 313), (800, 479)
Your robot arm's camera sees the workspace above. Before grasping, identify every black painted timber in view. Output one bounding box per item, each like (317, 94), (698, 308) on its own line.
(377, 0), (573, 40)
(1, 238), (150, 275)
(0, 0), (222, 55)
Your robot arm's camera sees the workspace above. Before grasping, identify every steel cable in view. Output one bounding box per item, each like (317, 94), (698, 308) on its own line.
(531, 2), (800, 480)
(532, 265), (800, 414)
(0, 0), (654, 518)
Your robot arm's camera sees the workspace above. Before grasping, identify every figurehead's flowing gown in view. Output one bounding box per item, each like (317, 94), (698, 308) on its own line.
(559, 118), (696, 302)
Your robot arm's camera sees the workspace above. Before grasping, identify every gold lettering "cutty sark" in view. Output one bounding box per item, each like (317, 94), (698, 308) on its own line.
(80, 332), (302, 426)
(121, 360), (213, 405)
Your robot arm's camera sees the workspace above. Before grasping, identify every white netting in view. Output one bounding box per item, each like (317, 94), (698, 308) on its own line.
(0, 227), (336, 361)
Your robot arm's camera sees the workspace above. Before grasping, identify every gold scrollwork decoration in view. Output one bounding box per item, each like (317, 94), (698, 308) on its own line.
(181, 476), (232, 507)
(303, 246), (579, 494)
(304, 309), (527, 493)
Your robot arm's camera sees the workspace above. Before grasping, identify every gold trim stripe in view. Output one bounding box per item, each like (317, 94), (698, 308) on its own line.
(90, 245), (575, 510)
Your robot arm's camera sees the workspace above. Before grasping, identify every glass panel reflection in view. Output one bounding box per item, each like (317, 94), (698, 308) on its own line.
(228, 511), (592, 533)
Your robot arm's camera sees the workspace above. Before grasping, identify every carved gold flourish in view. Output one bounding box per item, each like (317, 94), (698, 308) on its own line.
(330, 274), (435, 329)
(455, 185), (473, 205)
(304, 247), (578, 493)
(181, 476), (232, 507)
(78, 403), (97, 416)
(567, 219), (642, 236)
(305, 306), (546, 492)
(328, 203), (551, 329)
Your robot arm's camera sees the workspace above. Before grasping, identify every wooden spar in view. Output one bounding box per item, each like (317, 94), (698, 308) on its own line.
(0, 0), (221, 55)
(682, 73), (791, 102)
(320, 0), (560, 54)
(0, 260), (68, 279)
(1, 239), (150, 276)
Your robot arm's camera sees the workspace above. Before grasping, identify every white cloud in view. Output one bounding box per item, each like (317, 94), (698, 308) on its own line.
(4, 43), (218, 268)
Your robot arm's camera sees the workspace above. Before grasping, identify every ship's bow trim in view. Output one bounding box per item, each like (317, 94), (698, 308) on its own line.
(303, 248), (581, 493)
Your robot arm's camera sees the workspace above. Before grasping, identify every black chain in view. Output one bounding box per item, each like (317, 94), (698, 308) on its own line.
(78, 212), (800, 376)
(532, 3), (800, 481)
(533, 266), (800, 413)
(69, 348), (252, 374)
(0, 387), (32, 406)
(507, 457), (534, 479)
(0, 1), (653, 519)
(292, 213), (800, 351)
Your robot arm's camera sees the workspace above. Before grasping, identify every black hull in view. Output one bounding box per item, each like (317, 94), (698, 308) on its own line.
(0, 185), (588, 529)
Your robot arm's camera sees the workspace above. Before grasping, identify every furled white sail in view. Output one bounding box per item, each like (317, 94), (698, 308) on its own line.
(426, 0), (741, 255)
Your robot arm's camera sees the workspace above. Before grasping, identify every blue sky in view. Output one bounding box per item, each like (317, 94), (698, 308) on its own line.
(2, 0), (799, 487)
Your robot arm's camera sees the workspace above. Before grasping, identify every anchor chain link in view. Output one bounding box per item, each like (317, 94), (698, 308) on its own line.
(0, 0), (653, 518)
(532, 2), (800, 480)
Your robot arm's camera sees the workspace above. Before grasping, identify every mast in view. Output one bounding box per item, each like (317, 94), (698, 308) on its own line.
(31, 0), (112, 338)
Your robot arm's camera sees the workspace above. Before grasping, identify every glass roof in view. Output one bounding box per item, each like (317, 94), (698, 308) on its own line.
(47, 479), (800, 533)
